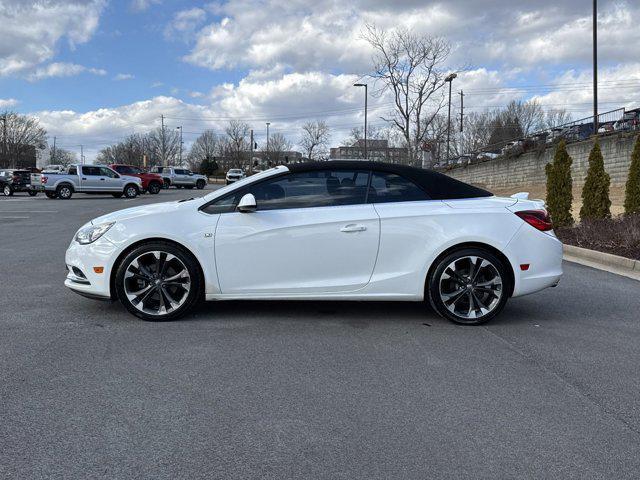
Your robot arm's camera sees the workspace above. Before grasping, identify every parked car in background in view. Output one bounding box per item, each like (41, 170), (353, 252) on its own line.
(65, 161), (563, 325)
(226, 168), (246, 184)
(149, 166), (207, 190)
(42, 164), (142, 199)
(109, 164), (163, 194)
(1, 169), (43, 196)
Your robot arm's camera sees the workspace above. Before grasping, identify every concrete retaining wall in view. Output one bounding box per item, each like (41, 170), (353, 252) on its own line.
(444, 132), (639, 191)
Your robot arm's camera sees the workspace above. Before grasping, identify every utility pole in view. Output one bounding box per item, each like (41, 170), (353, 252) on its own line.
(80, 145), (84, 165)
(266, 122), (270, 165)
(161, 114), (166, 166)
(353, 83), (368, 159)
(52, 136), (57, 164)
(176, 126), (183, 165)
(1, 113), (7, 165)
(459, 90), (464, 133)
(250, 129), (254, 173)
(445, 73), (457, 161)
(593, 0), (598, 135)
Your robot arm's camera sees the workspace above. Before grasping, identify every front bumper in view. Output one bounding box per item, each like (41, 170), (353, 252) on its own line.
(64, 236), (119, 299)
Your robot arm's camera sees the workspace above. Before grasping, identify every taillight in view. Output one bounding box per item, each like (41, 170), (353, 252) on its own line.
(515, 210), (553, 231)
(42, 176), (48, 184)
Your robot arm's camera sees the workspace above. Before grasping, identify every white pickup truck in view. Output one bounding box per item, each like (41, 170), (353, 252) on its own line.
(42, 164), (143, 199)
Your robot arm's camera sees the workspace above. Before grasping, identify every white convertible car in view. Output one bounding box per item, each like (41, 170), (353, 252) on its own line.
(65, 161), (563, 325)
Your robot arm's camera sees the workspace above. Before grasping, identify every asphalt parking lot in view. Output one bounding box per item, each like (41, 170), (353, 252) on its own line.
(1, 187), (640, 479)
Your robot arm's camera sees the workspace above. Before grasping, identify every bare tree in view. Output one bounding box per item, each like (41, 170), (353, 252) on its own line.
(187, 130), (222, 171)
(225, 120), (250, 169)
(362, 24), (452, 165)
(504, 100), (545, 136)
(0, 111), (47, 168)
(266, 132), (293, 165)
(50, 148), (77, 168)
(147, 127), (181, 166)
(545, 109), (573, 129)
(96, 133), (146, 166)
(299, 120), (330, 160)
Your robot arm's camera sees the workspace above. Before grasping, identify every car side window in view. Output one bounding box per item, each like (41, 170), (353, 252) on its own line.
(82, 166), (100, 176)
(246, 169), (369, 211)
(68, 166), (77, 175)
(100, 167), (118, 178)
(368, 171), (429, 203)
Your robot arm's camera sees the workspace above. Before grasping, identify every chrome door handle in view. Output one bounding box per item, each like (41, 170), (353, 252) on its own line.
(340, 224), (367, 233)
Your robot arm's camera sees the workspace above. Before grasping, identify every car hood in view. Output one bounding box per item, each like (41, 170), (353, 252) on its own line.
(90, 198), (204, 225)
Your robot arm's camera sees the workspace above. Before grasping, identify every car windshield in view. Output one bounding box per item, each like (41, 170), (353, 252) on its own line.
(204, 166), (285, 201)
(228, 169), (243, 174)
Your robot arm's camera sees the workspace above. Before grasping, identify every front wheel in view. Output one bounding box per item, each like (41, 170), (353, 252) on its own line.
(196, 180), (205, 190)
(124, 185), (139, 198)
(427, 248), (510, 325)
(114, 242), (203, 321)
(3, 185), (13, 196)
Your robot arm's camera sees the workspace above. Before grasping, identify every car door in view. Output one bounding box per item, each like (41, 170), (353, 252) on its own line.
(79, 166), (103, 191)
(99, 167), (123, 191)
(213, 169), (380, 295)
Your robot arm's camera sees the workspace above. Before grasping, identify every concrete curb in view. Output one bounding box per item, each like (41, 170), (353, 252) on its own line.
(563, 244), (640, 281)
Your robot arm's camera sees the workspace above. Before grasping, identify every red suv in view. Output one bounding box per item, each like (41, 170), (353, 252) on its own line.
(109, 164), (164, 194)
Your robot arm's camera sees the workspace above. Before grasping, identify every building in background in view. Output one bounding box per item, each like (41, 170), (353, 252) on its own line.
(330, 139), (409, 164)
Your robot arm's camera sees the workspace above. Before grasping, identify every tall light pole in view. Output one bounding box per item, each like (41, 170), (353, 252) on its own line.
(176, 126), (183, 165)
(445, 73), (457, 161)
(353, 83), (368, 159)
(593, 0), (598, 134)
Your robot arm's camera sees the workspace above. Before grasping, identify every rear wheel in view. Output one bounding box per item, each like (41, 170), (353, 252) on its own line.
(196, 179), (206, 189)
(3, 185), (13, 196)
(124, 185), (138, 198)
(56, 184), (73, 200)
(163, 179), (171, 189)
(28, 190), (38, 197)
(147, 182), (161, 194)
(428, 248), (510, 325)
(115, 242), (203, 321)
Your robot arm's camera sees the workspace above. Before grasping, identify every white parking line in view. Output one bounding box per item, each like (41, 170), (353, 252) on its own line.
(0, 216), (29, 219)
(0, 210), (58, 213)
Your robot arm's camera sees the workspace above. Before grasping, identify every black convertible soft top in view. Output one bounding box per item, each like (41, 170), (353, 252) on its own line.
(287, 161), (492, 200)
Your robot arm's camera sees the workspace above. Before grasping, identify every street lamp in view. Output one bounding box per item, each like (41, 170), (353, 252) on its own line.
(265, 122), (271, 165)
(444, 73), (457, 161)
(353, 83), (368, 159)
(176, 126), (183, 165)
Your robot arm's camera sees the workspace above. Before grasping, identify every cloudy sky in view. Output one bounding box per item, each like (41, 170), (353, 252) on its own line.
(1, 0), (639, 160)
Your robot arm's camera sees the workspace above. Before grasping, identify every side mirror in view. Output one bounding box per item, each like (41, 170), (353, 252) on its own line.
(237, 193), (257, 213)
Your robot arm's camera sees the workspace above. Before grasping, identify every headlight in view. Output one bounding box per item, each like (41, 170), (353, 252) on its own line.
(75, 222), (115, 245)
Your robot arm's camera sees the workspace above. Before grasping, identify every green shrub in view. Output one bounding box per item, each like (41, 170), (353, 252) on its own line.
(624, 135), (640, 215)
(545, 140), (574, 227)
(580, 141), (611, 221)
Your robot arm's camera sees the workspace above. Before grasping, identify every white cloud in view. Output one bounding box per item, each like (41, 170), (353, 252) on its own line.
(129, 0), (161, 12)
(0, 0), (105, 77)
(165, 7), (207, 41)
(0, 98), (19, 108)
(27, 62), (106, 82)
(114, 73), (135, 81)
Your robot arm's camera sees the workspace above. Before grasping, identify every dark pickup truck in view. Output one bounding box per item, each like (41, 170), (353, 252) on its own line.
(1, 169), (43, 196)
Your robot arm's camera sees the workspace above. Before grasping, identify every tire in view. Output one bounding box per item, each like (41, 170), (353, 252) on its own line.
(28, 191), (38, 197)
(196, 180), (205, 190)
(226, 180), (230, 185)
(114, 241), (203, 321)
(3, 185), (13, 196)
(427, 247), (510, 325)
(56, 184), (73, 200)
(147, 182), (161, 195)
(112, 192), (123, 198)
(124, 185), (139, 198)
(45, 191), (57, 199)
(163, 179), (171, 189)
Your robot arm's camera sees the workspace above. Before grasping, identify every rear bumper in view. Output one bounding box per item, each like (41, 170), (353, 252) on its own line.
(504, 225), (564, 297)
